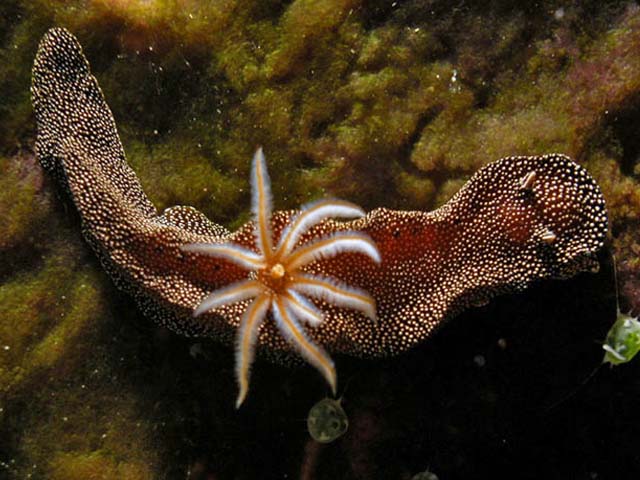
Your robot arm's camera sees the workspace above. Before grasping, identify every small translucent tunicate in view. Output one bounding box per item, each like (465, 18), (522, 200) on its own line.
(473, 354), (486, 367)
(412, 470), (439, 480)
(602, 309), (640, 365)
(307, 397), (348, 443)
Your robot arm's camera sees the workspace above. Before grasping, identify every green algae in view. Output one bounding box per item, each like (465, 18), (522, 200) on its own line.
(263, 0), (361, 80)
(48, 452), (153, 480)
(10, 342), (163, 479)
(2, 1), (640, 477)
(0, 248), (104, 397)
(0, 155), (48, 250)
(125, 138), (246, 225)
(0, 243), (171, 478)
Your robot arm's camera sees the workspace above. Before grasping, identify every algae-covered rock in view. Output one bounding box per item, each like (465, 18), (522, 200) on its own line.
(1, 1), (640, 479)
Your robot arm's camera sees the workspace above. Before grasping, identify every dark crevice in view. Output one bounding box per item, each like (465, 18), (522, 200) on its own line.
(397, 104), (444, 178)
(0, 0), (23, 48)
(610, 97), (640, 177)
(251, 0), (295, 23)
(584, 90), (640, 178)
(0, 243), (46, 285)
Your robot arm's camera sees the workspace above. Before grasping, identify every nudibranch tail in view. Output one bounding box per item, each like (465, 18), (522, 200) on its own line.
(32, 28), (156, 219)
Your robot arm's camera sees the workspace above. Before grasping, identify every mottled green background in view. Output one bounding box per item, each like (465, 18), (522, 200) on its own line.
(1, 1), (639, 479)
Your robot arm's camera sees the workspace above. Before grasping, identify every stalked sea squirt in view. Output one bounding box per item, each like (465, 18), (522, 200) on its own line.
(31, 28), (609, 405)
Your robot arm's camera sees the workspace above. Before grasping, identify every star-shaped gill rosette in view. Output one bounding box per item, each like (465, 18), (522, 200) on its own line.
(182, 148), (380, 407)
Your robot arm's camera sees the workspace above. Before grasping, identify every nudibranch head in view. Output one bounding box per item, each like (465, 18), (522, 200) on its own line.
(181, 148), (380, 407)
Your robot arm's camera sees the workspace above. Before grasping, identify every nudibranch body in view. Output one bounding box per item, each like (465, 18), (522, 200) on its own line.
(32, 29), (609, 384)
(182, 147), (380, 406)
